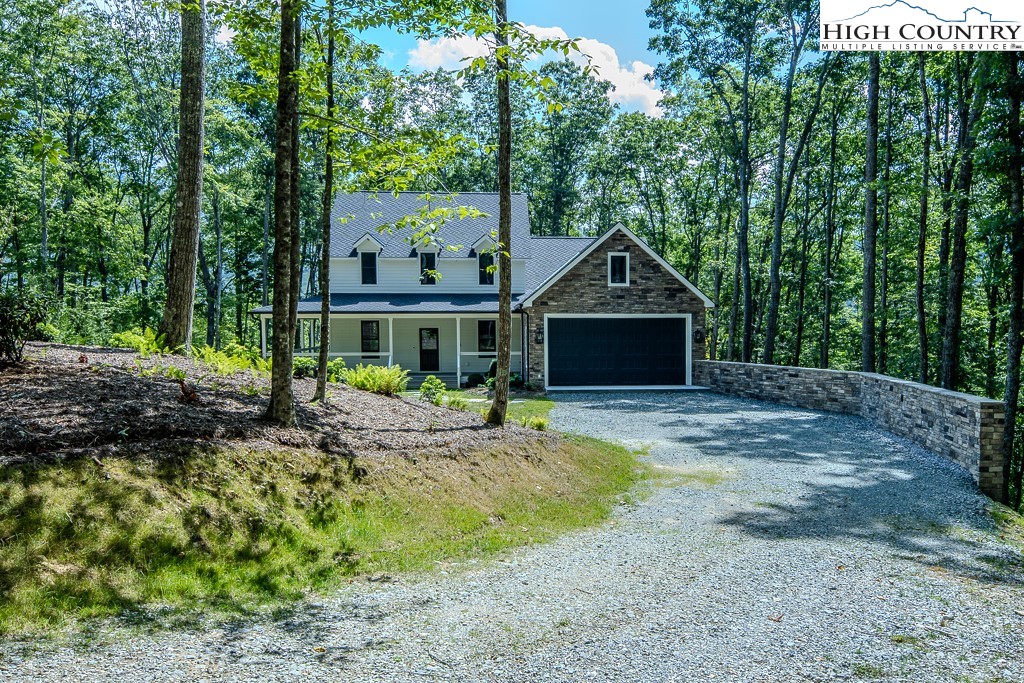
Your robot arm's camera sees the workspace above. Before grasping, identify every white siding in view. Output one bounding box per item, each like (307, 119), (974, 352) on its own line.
(329, 257), (526, 294)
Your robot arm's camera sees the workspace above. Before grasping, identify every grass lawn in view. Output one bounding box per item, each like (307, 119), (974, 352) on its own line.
(0, 435), (644, 636)
(405, 388), (556, 424)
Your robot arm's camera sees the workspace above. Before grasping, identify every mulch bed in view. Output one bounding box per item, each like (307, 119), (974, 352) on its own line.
(0, 343), (546, 466)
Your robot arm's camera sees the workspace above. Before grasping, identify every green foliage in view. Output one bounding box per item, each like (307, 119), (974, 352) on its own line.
(191, 344), (270, 376)
(444, 392), (469, 410)
(108, 328), (169, 357)
(0, 290), (48, 366)
(466, 372), (486, 388)
(520, 416), (549, 431)
(326, 358), (346, 383)
(342, 364), (410, 396)
(292, 356), (318, 379)
(0, 437), (642, 635)
(418, 375), (447, 404)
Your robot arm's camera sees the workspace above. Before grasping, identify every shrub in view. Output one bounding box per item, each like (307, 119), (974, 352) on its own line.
(484, 373), (523, 391)
(326, 358), (346, 383)
(466, 372), (486, 388)
(419, 375), (447, 404)
(292, 356), (318, 378)
(487, 359), (498, 378)
(0, 290), (48, 366)
(342, 364), (409, 395)
(190, 344), (270, 375)
(445, 393), (469, 410)
(521, 416), (549, 431)
(108, 327), (169, 357)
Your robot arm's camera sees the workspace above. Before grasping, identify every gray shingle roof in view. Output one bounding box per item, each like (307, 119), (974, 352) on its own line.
(332, 192), (534, 259)
(251, 293), (506, 315)
(248, 193), (599, 315)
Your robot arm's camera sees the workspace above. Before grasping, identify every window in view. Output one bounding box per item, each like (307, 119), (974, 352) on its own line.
(294, 319), (320, 352)
(478, 251), (494, 285)
(420, 252), (437, 285)
(361, 320), (380, 353)
(361, 251), (377, 285)
(608, 252), (629, 286)
(478, 320), (496, 354)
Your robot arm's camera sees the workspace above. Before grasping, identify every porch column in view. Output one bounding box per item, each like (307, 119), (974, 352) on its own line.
(260, 316), (267, 358)
(387, 317), (394, 367)
(456, 316), (462, 386)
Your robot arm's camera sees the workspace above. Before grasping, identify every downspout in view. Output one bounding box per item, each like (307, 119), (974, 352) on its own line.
(516, 303), (528, 386)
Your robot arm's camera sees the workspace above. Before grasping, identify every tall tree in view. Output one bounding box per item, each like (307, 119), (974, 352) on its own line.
(1003, 52), (1024, 507)
(486, 0), (512, 427)
(313, 0), (334, 404)
(158, 0), (205, 350)
(862, 53), (880, 373)
(265, 0), (299, 426)
(916, 52), (931, 384)
(940, 54), (987, 390)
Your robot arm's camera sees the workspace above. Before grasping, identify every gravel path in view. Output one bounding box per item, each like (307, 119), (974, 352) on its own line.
(3, 392), (1023, 682)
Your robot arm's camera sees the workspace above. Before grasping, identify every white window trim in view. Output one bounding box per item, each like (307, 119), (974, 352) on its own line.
(420, 251), (438, 286)
(360, 251), (378, 286)
(478, 251), (496, 287)
(542, 313), (692, 390)
(608, 252), (629, 287)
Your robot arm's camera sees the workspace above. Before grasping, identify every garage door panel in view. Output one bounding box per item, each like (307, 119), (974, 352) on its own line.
(547, 317), (687, 387)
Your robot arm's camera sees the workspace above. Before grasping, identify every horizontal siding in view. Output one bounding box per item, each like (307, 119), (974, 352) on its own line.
(329, 257), (525, 294)
(293, 314), (522, 378)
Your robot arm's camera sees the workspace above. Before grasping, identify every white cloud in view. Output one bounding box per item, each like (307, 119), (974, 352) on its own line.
(407, 25), (663, 116)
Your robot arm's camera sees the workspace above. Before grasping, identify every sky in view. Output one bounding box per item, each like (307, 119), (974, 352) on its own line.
(361, 0), (666, 116)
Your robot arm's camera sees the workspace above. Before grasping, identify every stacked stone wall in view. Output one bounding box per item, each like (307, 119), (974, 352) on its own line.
(694, 360), (1006, 501)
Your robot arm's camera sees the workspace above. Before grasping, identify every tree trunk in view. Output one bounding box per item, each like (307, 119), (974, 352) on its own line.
(265, 0), (299, 426)
(822, 99), (840, 369)
(941, 54), (985, 391)
(262, 173), (271, 307)
(159, 0), (206, 351)
(314, 0), (335, 404)
(1003, 52), (1024, 508)
(916, 52), (931, 384)
(862, 52), (880, 373)
(486, 0), (512, 427)
(878, 94), (893, 376)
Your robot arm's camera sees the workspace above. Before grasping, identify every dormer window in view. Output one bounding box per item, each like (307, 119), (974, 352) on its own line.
(478, 251), (494, 285)
(420, 252), (437, 285)
(361, 252), (377, 285)
(608, 252), (629, 287)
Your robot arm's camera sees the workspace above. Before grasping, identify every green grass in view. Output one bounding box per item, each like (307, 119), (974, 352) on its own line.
(989, 502), (1024, 551)
(0, 435), (644, 636)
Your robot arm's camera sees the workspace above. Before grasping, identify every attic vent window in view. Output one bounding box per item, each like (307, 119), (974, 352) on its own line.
(608, 252), (629, 287)
(478, 251), (494, 285)
(361, 252), (377, 285)
(420, 252), (437, 285)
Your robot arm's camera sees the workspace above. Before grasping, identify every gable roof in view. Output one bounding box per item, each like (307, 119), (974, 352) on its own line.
(332, 192), (533, 259)
(520, 223), (714, 308)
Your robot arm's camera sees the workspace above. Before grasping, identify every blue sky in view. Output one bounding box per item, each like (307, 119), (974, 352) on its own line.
(362, 1), (665, 115)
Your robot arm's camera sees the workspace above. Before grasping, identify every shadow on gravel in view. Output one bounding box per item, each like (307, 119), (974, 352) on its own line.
(553, 391), (1024, 586)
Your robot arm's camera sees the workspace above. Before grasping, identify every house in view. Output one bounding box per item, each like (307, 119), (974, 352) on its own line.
(252, 192), (713, 390)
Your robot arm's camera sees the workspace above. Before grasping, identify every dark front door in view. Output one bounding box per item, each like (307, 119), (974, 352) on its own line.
(547, 317), (687, 387)
(419, 328), (440, 372)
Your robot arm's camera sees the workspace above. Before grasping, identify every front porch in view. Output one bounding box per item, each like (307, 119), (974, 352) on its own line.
(261, 314), (523, 387)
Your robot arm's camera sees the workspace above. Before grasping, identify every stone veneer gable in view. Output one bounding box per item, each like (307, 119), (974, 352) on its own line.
(522, 229), (708, 388)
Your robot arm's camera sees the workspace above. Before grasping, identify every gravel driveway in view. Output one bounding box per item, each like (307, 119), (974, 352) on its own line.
(3, 392), (1023, 682)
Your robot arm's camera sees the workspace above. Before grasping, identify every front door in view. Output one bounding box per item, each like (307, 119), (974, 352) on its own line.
(419, 328), (440, 372)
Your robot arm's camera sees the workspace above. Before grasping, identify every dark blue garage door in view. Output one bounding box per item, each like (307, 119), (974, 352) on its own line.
(547, 317), (687, 387)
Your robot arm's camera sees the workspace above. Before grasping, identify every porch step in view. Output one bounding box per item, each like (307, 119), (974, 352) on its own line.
(407, 372), (460, 388)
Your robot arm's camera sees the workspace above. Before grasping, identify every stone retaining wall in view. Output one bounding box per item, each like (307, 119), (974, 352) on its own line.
(693, 360), (1006, 501)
